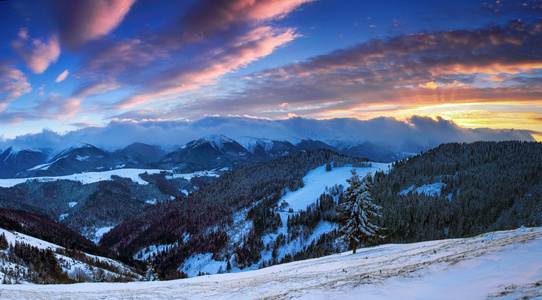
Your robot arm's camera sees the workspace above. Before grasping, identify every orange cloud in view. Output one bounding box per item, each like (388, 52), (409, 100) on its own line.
(418, 81), (438, 89)
(431, 62), (542, 76)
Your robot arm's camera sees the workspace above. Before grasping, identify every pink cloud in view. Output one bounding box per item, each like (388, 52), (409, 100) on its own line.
(0, 61), (32, 110)
(55, 69), (69, 83)
(59, 0), (136, 49)
(12, 33), (61, 74)
(33, 95), (83, 120)
(184, 0), (313, 37)
(115, 26), (298, 110)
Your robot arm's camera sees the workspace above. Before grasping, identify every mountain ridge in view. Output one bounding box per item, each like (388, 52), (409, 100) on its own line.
(0, 135), (401, 179)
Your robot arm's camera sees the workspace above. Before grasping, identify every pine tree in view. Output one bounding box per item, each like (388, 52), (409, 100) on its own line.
(0, 233), (8, 250)
(339, 170), (383, 254)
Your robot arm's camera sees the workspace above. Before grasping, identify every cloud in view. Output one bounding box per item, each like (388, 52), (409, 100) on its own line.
(56, 0), (136, 49)
(0, 61), (32, 110)
(12, 32), (61, 74)
(73, 80), (122, 98)
(69, 0), (311, 114)
(113, 26), (299, 110)
(0, 116), (534, 153)
(175, 19), (540, 119)
(181, 0), (314, 39)
(55, 69), (69, 82)
(76, 38), (168, 80)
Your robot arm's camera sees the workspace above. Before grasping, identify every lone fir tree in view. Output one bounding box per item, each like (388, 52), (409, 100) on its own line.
(339, 170), (383, 253)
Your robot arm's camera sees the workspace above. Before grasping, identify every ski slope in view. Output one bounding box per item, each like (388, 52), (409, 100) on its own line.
(2, 227), (541, 299)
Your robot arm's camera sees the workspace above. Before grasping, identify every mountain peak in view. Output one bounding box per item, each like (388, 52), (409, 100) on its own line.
(190, 134), (236, 151)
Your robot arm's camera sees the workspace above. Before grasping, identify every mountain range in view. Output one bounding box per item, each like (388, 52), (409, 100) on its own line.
(0, 134), (400, 179)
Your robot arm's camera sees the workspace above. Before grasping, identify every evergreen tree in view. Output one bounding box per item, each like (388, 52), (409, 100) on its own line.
(0, 232), (8, 250)
(339, 170), (383, 253)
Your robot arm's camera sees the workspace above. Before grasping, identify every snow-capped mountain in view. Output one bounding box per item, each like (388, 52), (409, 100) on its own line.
(0, 147), (49, 178)
(0, 134), (407, 179)
(20, 143), (112, 178)
(158, 134), (254, 171)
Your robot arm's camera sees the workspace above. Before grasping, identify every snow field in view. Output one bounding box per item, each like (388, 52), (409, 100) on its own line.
(2, 227), (541, 299)
(281, 163), (390, 212)
(0, 169), (221, 188)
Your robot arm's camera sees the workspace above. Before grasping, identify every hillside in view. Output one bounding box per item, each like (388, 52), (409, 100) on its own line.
(0, 227), (141, 284)
(373, 141), (542, 244)
(100, 150), (369, 279)
(0, 207), (101, 255)
(2, 227), (541, 299)
(0, 169), (218, 241)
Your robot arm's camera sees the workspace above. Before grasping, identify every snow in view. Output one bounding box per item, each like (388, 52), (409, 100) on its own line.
(145, 199), (157, 205)
(75, 155), (90, 161)
(59, 213), (69, 221)
(133, 242), (179, 261)
(235, 137), (274, 153)
(0, 168), (165, 188)
(68, 201), (78, 207)
(0, 227), (64, 251)
(258, 163), (389, 268)
(0, 227), (140, 284)
(181, 253), (227, 277)
(0, 168), (222, 189)
(2, 227), (541, 299)
(192, 134), (234, 150)
(281, 163), (390, 212)
(91, 226), (115, 243)
(165, 170), (220, 180)
(399, 182), (446, 197)
(27, 155), (68, 171)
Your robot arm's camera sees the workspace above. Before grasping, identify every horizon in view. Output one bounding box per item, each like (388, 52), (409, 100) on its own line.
(0, 0), (541, 142)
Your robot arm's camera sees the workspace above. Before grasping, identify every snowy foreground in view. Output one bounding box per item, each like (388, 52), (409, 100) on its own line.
(2, 227), (542, 299)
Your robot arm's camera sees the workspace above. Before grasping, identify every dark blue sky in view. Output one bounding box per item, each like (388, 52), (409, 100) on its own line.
(0, 0), (541, 141)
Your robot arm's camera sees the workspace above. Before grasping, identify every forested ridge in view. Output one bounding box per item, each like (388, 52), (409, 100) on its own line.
(100, 150), (368, 278)
(373, 141), (542, 244)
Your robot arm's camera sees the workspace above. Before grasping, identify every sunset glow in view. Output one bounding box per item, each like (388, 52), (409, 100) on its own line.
(0, 0), (540, 142)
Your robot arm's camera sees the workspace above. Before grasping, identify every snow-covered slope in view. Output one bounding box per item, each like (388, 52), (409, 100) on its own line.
(0, 168), (165, 188)
(0, 168), (223, 188)
(2, 227), (541, 299)
(281, 162), (390, 212)
(0, 228), (140, 284)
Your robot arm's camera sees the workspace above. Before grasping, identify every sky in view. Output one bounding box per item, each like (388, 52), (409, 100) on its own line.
(0, 0), (541, 145)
